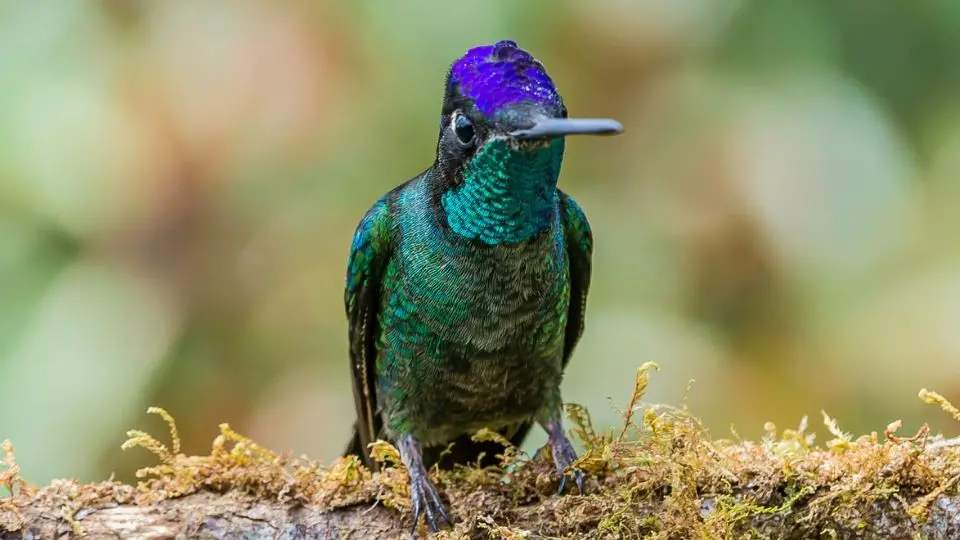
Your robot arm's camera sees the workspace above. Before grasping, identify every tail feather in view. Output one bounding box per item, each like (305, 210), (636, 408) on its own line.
(343, 425), (368, 464)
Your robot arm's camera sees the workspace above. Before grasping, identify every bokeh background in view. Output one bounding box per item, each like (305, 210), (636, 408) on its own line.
(2, 1), (960, 486)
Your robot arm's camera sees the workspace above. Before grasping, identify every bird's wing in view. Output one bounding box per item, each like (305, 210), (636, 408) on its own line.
(344, 194), (395, 470)
(558, 189), (593, 369)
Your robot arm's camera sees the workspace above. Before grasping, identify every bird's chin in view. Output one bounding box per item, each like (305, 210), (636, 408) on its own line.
(508, 137), (554, 152)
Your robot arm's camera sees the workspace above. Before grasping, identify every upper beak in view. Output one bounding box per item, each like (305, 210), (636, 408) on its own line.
(508, 117), (624, 140)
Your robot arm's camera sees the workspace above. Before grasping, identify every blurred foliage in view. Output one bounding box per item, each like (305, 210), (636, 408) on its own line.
(1, 1), (960, 486)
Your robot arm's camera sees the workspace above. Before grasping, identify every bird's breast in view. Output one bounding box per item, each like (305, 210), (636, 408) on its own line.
(380, 236), (570, 441)
(374, 179), (572, 441)
(395, 229), (567, 351)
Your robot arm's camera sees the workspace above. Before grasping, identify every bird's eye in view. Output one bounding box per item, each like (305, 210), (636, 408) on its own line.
(453, 113), (476, 148)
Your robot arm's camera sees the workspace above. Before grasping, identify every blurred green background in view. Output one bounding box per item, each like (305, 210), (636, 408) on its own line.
(2, 1), (960, 486)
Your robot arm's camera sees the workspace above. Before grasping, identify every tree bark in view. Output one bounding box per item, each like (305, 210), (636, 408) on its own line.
(4, 490), (405, 540)
(3, 484), (960, 539)
(5, 395), (960, 538)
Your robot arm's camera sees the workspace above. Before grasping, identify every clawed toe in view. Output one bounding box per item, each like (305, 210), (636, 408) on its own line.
(557, 466), (585, 495)
(545, 420), (586, 495)
(410, 471), (452, 534)
(397, 435), (453, 536)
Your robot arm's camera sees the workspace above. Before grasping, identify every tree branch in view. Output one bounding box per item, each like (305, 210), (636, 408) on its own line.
(2, 481), (960, 539)
(4, 490), (406, 540)
(3, 380), (960, 538)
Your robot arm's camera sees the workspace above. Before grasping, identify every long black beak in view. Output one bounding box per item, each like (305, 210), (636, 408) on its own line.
(509, 117), (623, 140)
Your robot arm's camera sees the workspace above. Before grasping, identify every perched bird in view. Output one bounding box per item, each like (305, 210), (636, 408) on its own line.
(343, 40), (622, 532)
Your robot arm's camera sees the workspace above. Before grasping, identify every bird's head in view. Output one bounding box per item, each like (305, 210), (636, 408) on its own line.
(433, 40), (622, 243)
(434, 40), (621, 183)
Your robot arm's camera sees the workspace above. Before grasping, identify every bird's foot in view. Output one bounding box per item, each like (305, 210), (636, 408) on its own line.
(409, 466), (451, 534)
(397, 435), (452, 536)
(544, 419), (585, 495)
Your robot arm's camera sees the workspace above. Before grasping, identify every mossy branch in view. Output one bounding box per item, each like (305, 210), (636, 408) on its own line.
(3, 367), (960, 539)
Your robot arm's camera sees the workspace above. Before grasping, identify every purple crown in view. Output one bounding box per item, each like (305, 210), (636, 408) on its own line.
(449, 40), (561, 118)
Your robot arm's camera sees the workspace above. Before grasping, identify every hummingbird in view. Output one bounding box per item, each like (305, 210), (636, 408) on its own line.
(343, 39), (622, 533)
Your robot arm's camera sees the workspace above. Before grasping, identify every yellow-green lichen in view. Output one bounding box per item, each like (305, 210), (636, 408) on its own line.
(1, 440), (133, 535)
(4, 364), (960, 538)
(1, 440), (29, 531)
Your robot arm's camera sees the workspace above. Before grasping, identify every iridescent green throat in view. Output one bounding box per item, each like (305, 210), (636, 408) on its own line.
(442, 137), (565, 245)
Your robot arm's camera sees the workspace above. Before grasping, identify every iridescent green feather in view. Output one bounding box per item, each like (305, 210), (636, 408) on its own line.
(344, 175), (595, 475)
(558, 191), (593, 364)
(443, 138), (564, 244)
(344, 191), (397, 465)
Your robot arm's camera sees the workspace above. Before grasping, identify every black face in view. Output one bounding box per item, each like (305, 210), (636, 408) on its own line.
(434, 75), (484, 189)
(435, 108), (484, 186)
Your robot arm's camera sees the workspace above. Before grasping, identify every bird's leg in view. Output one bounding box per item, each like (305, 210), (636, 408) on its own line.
(538, 413), (585, 494)
(396, 434), (451, 534)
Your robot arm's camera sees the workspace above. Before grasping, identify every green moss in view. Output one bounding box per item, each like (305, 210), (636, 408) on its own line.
(0, 440), (27, 532)
(1, 439), (133, 535)
(3, 365), (960, 538)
